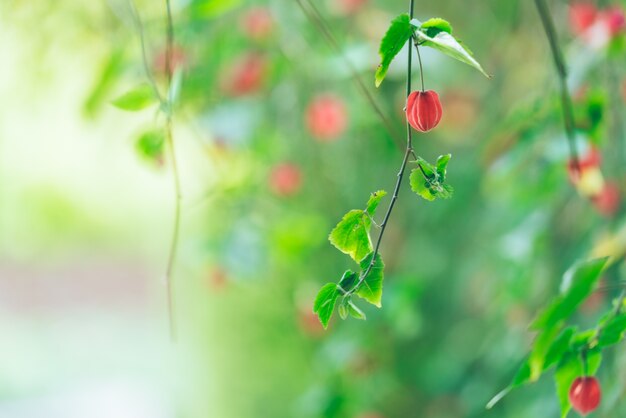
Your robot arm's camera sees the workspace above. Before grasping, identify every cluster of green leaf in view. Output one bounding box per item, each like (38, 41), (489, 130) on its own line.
(313, 191), (387, 328)
(375, 15), (489, 88)
(488, 257), (626, 417)
(410, 154), (453, 201)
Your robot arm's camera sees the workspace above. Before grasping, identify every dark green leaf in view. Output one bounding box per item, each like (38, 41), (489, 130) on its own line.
(329, 210), (372, 262)
(338, 270), (358, 293)
(411, 22), (490, 78)
(420, 17), (453, 37)
(531, 258), (608, 331)
(375, 14), (414, 87)
(313, 283), (340, 329)
(366, 190), (387, 216)
(357, 252), (385, 307)
(111, 84), (157, 111)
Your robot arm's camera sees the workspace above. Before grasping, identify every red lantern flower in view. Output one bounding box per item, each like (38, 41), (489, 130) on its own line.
(406, 90), (443, 133)
(569, 376), (601, 416)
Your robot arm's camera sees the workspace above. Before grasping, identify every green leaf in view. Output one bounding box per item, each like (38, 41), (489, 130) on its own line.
(545, 327), (577, 370)
(313, 283), (340, 329)
(111, 84), (157, 111)
(338, 298), (349, 320)
(329, 210), (372, 262)
(528, 326), (562, 381)
(597, 313), (626, 347)
(338, 270), (358, 293)
(357, 253), (385, 307)
(554, 350), (602, 418)
(135, 130), (165, 162)
(366, 190), (387, 216)
(436, 154), (451, 182)
(531, 258), (608, 331)
(347, 300), (366, 320)
(411, 23), (490, 78)
(420, 17), (453, 37)
(375, 14), (414, 88)
(555, 352), (582, 418)
(410, 157), (454, 201)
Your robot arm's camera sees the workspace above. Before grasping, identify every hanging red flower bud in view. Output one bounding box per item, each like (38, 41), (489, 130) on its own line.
(569, 376), (601, 416)
(406, 90), (443, 133)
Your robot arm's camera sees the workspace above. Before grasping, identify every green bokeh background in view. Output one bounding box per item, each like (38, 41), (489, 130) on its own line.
(2, 0), (626, 417)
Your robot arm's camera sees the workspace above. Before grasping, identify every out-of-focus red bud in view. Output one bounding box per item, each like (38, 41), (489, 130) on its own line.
(592, 181), (620, 217)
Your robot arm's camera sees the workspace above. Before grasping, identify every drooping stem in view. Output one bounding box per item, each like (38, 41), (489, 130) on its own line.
(129, 0), (164, 104)
(164, 0), (180, 342)
(415, 43), (425, 92)
(294, 0), (404, 151)
(533, 0), (580, 172)
(348, 0), (415, 296)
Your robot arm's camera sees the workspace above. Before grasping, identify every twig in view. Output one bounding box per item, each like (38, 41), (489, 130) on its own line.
(294, 0), (404, 151)
(348, 0), (416, 296)
(128, 0), (165, 105)
(164, 0), (180, 342)
(534, 0), (580, 172)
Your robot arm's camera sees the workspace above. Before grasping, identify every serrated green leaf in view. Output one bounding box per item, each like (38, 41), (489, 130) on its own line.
(366, 190), (387, 215)
(313, 283), (340, 329)
(412, 25), (490, 78)
(347, 300), (366, 320)
(420, 17), (453, 37)
(357, 252), (384, 307)
(531, 258), (608, 331)
(375, 14), (414, 88)
(111, 84), (157, 111)
(329, 210), (372, 262)
(436, 154), (451, 182)
(410, 157), (454, 201)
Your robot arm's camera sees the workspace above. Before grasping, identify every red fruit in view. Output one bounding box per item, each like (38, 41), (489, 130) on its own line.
(305, 94), (348, 141)
(406, 90), (443, 133)
(241, 7), (274, 40)
(569, 3), (598, 35)
(569, 376), (601, 415)
(592, 182), (620, 217)
(221, 52), (267, 96)
(269, 163), (302, 196)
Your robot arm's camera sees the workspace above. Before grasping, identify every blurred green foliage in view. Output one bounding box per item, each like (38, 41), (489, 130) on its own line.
(3, 0), (626, 417)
